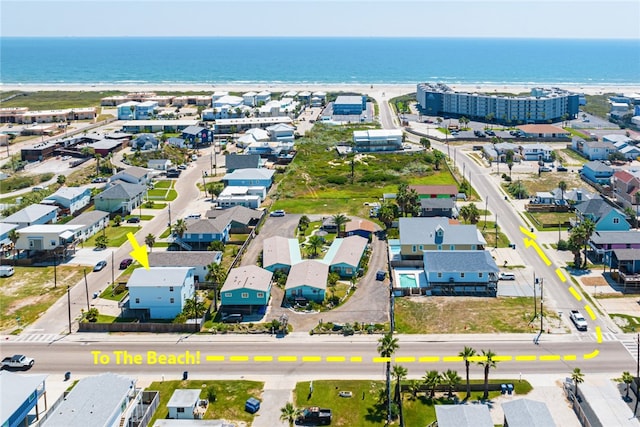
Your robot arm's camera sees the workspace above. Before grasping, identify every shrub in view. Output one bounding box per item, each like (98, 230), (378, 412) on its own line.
(326, 175), (348, 185)
(557, 239), (569, 251)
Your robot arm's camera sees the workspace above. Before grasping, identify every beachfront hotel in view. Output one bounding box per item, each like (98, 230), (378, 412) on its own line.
(416, 83), (580, 125)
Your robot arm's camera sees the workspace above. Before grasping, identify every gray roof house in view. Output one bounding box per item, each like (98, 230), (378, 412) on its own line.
(322, 235), (368, 278)
(502, 399), (556, 427)
(1, 204), (58, 229)
(220, 265), (273, 314)
(180, 218), (231, 250)
(435, 404), (493, 427)
(262, 236), (302, 273)
(111, 166), (152, 186)
(225, 153), (261, 172)
(94, 182), (146, 214)
(149, 251), (222, 282)
(167, 389), (203, 420)
(66, 209), (110, 241)
(205, 205), (263, 233)
(41, 373), (142, 427)
(419, 197), (456, 218)
(285, 260), (328, 303)
(422, 250), (500, 296)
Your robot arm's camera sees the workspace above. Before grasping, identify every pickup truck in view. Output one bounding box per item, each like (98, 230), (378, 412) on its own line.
(297, 406), (332, 425)
(570, 310), (588, 331)
(1, 354), (35, 369)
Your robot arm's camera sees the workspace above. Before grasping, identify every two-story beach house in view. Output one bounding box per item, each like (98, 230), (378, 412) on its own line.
(126, 267), (195, 319)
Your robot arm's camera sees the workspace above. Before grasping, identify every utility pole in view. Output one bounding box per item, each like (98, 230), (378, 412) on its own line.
(53, 253), (57, 289)
(495, 214), (498, 249)
(540, 278), (544, 334)
(67, 286), (72, 334)
(484, 196), (489, 229)
(533, 273), (537, 318)
(111, 251), (115, 285)
(635, 333), (639, 416)
(168, 203), (172, 227)
(84, 269), (89, 312)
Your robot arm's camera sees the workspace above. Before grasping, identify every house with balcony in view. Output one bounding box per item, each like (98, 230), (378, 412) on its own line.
(112, 166), (152, 186)
(126, 267), (195, 319)
(216, 186), (264, 209)
(285, 260), (328, 303)
(94, 182), (146, 214)
(66, 210), (109, 242)
(519, 143), (553, 161)
(222, 168), (275, 189)
(266, 123), (295, 143)
(398, 217), (486, 260)
(573, 197), (630, 232)
(1, 204), (58, 229)
(42, 186), (92, 215)
(1, 371), (48, 427)
(352, 129), (403, 152)
(589, 231), (640, 264)
(220, 265), (273, 315)
(116, 101), (139, 120)
(610, 248), (640, 289)
(179, 218), (231, 250)
(262, 236), (302, 273)
(130, 134), (160, 151)
(613, 170), (640, 210)
(181, 126), (213, 146)
(225, 153), (261, 172)
(205, 205), (263, 234)
(423, 250), (499, 296)
(14, 224), (82, 254)
(580, 161), (614, 185)
(0, 223), (18, 253)
(149, 251), (222, 283)
(572, 139), (617, 160)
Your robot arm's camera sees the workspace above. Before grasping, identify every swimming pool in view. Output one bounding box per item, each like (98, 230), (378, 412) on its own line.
(398, 273), (418, 288)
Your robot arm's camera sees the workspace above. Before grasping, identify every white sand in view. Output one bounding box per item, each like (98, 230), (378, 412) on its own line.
(1, 83), (639, 97)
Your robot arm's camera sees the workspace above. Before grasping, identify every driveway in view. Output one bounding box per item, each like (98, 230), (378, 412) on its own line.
(241, 214), (302, 266)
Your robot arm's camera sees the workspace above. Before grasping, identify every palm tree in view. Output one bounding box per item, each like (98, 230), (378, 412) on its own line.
(392, 364), (408, 426)
(460, 203), (480, 225)
(580, 219), (596, 268)
(397, 183), (409, 217)
(433, 151), (444, 170)
(332, 213), (350, 237)
(442, 369), (462, 398)
(507, 159), (514, 179)
(477, 349), (498, 400)
(94, 153), (102, 175)
(571, 368), (584, 397)
(306, 235), (324, 258)
(558, 180), (568, 204)
(621, 371), (634, 399)
(172, 219), (187, 239)
(183, 298), (207, 318)
(298, 215), (310, 232)
(279, 402), (301, 427)
(459, 346), (477, 399)
(423, 370), (442, 398)
(407, 379), (422, 400)
(377, 332), (399, 423)
(8, 229), (19, 259)
(378, 202), (396, 229)
(144, 233), (156, 252)
(206, 262), (227, 312)
(624, 207), (637, 229)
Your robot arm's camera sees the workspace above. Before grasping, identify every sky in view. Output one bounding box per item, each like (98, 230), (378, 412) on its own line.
(1, 0), (639, 39)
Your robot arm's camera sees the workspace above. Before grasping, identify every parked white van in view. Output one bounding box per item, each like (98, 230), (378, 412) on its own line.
(0, 266), (15, 277)
(499, 272), (515, 281)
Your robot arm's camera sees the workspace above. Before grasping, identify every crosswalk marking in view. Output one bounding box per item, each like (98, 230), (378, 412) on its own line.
(621, 339), (639, 361)
(8, 334), (63, 343)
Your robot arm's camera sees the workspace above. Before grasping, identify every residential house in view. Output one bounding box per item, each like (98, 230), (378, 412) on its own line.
(266, 123), (295, 143)
(398, 217), (486, 260)
(236, 128), (270, 149)
(573, 139), (616, 160)
(611, 249), (640, 288)
(14, 224), (82, 254)
(603, 133), (634, 145)
(166, 137), (186, 148)
(225, 153), (261, 172)
(262, 236), (302, 273)
(311, 91), (326, 106)
(352, 129), (403, 152)
(180, 218), (231, 250)
(66, 210), (109, 242)
(519, 143), (553, 161)
(501, 399), (556, 427)
(116, 101), (139, 120)
(321, 235), (368, 278)
(131, 134), (160, 151)
(42, 186), (91, 215)
(589, 231), (640, 264)
(285, 260), (328, 303)
(149, 251), (222, 282)
(127, 267), (195, 319)
(408, 185), (457, 199)
(517, 124), (570, 138)
(345, 219), (377, 239)
(533, 192), (556, 205)
(167, 389), (204, 420)
(423, 250), (499, 296)
(493, 142), (521, 162)
(573, 197), (630, 231)
(619, 144), (640, 160)
(333, 95), (366, 115)
(222, 168), (275, 189)
(0, 371), (48, 427)
(214, 117), (293, 134)
(181, 126), (213, 146)
(580, 161), (614, 185)
(216, 186), (264, 209)
(243, 91), (258, 106)
(220, 265), (273, 315)
(112, 166), (152, 186)
(205, 206), (263, 234)
(434, 405), (493, 427)
(1, 204), (58, 229)
(550, 187), (595, 205)
(94, 182), (146, 214)
(135, 101), (158, 119)
(41, 373), (147, 427)
(0, 222), (18, 253)
(613, 170), (640, 209)
(147, 159), (172, 171)
(419, 198), (457, 218)
(122, 119), (198, 134)
(256, 90), (271, 104)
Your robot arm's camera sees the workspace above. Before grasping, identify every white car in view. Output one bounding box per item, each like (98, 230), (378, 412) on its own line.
(499, 272), (515, 280)
(270, 210), (286, 217)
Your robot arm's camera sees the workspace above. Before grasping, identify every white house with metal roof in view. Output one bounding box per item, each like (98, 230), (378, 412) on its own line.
(353, 129), (403, 152)
(66, 210), (110, 241)
(42, 186), (92, 215)
(1, 204), (58, 229)
(126, 267), (195, 319)
(435, 404), (493, 427)
(501, 399), (556, 427)
(111, 166), (152, 186)
(167, 389), (203, 420)
(14, 224), (83, 252)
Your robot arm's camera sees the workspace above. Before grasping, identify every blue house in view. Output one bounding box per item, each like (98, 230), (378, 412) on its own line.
(222, 168), (276, 189)
(262, 236), (302, 273)
(573, 197), (630, 231)
(0, 371), (48, 427)
(423, 250), (499, 297)
(580, 161), (614, 185)
(321, 235), (368, 278)
(333, 95), (366, 115)
(127, 267), (195, 319)
(220, 265), (273, 315)
(573, 139), (617, 160)
(135, 101), (158, 119)
(180, 218), (231, 250)
(43, 186), (92, 215)
(285, 260), (328, 303)
(0, 222), (18, 253)
(117, 101), (139, 120)
(181, 125), (213, 146)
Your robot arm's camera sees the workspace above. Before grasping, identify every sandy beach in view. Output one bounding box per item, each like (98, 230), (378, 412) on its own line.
(1, 83), (639, 97)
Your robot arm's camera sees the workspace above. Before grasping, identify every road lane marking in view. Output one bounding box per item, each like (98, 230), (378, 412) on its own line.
(326, 356), (346, 362)
(555, 268), (566, 282)
(595, 326), (603, 344)
(584, 305), (596, 320)
(443, 356), (463, 362)
(350, 356), (362, 363)
(468, 356), (486, 362)
(230, 356), (249, 362)
(524, 238), (552, 266)
(278, 356), (298, 362)
(520, 226), (537, 240)
(418, 356), (440, 363)
(493, 355), (513, 362)
(373, 357), (391, 363)
(206, 355), (225, 362)
(254, 356), (273, 362)
(563, 355), (577, 361)
(515, 355), (537, 361)
(302, 356), (322, 362)
(569, 287), (582, 301)
(395, 357), (416, 363)
(539, 355), (561, 361)
(583, 349), (599, 360)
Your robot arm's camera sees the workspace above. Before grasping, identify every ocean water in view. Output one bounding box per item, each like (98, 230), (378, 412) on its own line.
(1, 37), (639, 86)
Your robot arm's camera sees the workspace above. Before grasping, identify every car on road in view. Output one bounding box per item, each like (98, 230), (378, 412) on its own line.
(270, 210), (286, 217)
(93, 260), (107, 272)
(570, 310), (588, 331)
(557, 166), (568, 172)
(126, 216), (141, 223)
(177, 164), (187, 170)
(539, 166), (552, 172)
(91, 177), (107, 183)
(499, 272), (515, 280)
(119, 258), (133, 269)
(2, 354), (34, 369)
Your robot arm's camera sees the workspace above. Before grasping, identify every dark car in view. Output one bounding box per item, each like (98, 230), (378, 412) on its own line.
(222, 314), (243, 323)
(126, 216), (141, 223)
(93, 260), (107, 272)
(119, 258), (133, 269)
(557, 166), (568, 172)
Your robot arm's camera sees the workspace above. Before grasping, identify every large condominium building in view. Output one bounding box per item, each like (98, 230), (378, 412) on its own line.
(416, 83), (580, 125)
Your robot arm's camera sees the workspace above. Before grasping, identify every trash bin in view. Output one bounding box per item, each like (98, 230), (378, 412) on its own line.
(64, 371), (71, 381)
(507, 383), (514, 395)
(501, 384), (507, 394)
(245, 397), (260, 414)
(182, 371), (188, 381)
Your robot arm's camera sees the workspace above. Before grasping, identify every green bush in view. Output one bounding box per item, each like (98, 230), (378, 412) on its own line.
(557, 239), (569, 251)
(326, 175), (348, 185)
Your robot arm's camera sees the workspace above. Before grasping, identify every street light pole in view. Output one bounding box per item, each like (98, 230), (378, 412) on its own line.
(67, 285), (72, 334)
(540, 278), (544, 334)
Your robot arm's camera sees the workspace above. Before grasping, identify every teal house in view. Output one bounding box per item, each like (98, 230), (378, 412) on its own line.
(262, 236), (302, 273)
(573, 198), (630, 232)
(321, 235), (368, 278)
(285, 260), (328, 303)
(220, 265), (273, 315)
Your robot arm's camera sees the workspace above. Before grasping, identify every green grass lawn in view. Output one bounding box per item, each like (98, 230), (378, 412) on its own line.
(125, 214), (153, 221)
(524, 211), (574, 231)
(147, 379), (263, 426)
(0, 266), (86, 330)
(153, 180), (175, 189)
(478, 221), (511, 248)
(0, 90), (125, 109)
(611, 313), (640, 333)
(84, 226), (141, 247)
(0, 172), (55, 194)
(560, 148), (589, 166)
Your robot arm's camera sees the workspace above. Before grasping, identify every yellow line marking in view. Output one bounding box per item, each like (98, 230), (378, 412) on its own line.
(373, 357), (391, 363)
(278, 356), (298, 362)
(520, 226), (537, 240)
(569, 287), (582, 301)
(206, 356), (225, 362)
(326, 356), (346, 362)
(493, 355), (513, 362)
(302, 356), (322, 362)
(584, 305), (596, 320)
(418, 356), (440, 363)
(563, 355), (577, 361)
(539, 355), (561, 361)
(395, 357), (416, 363)
(229, 355), (249, 362)
(254, 356), (273, 362)
(515, 355), (537, 361)
(583, 349), (599, 360)
(595, 326), (603, 343)
(350, 356), (362, 363)
(443, 356), (463, 362)
(555, 268), (567, 282)
(467, 356), (486, 362)
(530, 240), (552, 265)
